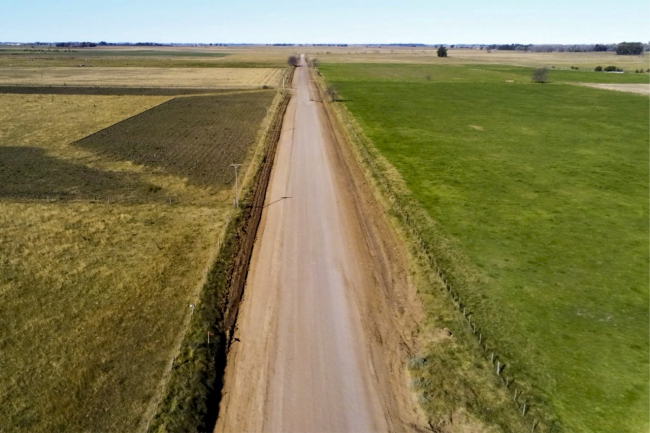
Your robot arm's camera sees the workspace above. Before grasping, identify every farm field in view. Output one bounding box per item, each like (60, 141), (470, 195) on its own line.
(77, 91), (275, 187)
(0, 86), (237, 95)
(305, 47), (650, 70)
(0, 89), (277, 432)
(0, 46), (291, 68)
(320, 62), (649, 432)
(0, 66), (284, 88)
(320, 62), (650, 84)
(0, 49), (231, 57)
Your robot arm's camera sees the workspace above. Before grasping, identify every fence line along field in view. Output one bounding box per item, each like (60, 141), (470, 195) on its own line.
(0, 88), (278, 432)
(319, 62), (649, 433)
(0, 66), (284, 88)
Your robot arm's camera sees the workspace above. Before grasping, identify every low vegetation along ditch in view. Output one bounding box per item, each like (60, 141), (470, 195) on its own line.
(146, 88), (291, 433)
(317, 63), (648, 432)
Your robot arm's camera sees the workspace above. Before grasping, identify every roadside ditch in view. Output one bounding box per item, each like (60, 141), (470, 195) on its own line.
(144, 78), (292, 433)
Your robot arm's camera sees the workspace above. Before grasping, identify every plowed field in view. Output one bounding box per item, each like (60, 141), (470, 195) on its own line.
(76, 91), (275, 187)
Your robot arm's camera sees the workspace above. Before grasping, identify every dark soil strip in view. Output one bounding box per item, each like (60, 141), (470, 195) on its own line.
(145, 90), (291, 433)
(75, 91), (276, 187)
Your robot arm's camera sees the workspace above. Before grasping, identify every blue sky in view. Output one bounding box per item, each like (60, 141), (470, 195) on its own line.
(1, 0), (648, 44)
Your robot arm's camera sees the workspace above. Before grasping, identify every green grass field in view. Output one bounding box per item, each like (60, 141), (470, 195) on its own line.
(320, 63), (649, 432)
(321, 63), (650, 84)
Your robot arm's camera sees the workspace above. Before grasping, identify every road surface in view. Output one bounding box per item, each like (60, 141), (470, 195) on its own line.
(215, 55), (422, 433)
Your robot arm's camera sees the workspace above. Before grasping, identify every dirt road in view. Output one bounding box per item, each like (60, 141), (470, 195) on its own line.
(215, 55), (423, 432)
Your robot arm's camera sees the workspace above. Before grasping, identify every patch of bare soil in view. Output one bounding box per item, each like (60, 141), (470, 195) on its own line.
(76, 91), (275, 187)
(575, 83), (650, 95)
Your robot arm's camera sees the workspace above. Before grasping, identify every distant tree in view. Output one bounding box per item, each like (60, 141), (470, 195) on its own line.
(604, 65), (619, 71)
(437, 46), (448, 57)
(594, 65), (603, 71)
(593, 44), (608, 52)
(531, 67), (548, 83)
(616, 42), (643, 55)
(287, 55), (299, 67)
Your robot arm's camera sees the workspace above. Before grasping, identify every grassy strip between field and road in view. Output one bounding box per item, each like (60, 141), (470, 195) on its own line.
(146, 88), (291, 433)
(318, 63), (649, 433)
(0, 87), (280, 432)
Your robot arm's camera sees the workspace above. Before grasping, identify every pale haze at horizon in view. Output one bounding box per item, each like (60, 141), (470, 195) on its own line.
(1, 0), (648, 44)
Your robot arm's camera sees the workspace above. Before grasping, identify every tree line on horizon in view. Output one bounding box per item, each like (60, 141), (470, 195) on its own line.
(14, 41), (649, 55)
(476, 42), (646, 54)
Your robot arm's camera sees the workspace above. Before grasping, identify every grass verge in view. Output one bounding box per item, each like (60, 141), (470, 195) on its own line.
(145, 89), (291, 433)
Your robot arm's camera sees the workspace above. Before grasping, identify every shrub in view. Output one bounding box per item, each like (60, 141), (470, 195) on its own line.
(287, 55), (299, 67)
(437, 46), (448, 57)
(604, 66), (618, 72)
(594, 66), (603, 71)
(531, 67), (548, 83)
(326, 86), (339, 102)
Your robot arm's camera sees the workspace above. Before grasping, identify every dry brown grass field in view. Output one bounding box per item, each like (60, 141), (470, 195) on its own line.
(302, 46), (650, 70)
(0, 66), (284, 88)
(0, 46), (292, 68)
(0, 88), (279, 432)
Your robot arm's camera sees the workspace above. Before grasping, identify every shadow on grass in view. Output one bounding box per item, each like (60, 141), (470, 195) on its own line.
(0, 146), (155, 200)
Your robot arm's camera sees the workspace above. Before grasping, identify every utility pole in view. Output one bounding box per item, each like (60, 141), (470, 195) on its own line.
(230, 163), (242, 207)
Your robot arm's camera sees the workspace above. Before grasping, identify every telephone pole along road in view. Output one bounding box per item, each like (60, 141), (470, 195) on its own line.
(215, 55), (423, 432)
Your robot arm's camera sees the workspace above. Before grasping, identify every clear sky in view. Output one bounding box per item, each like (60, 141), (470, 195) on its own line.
(1, 0), (648, 44)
